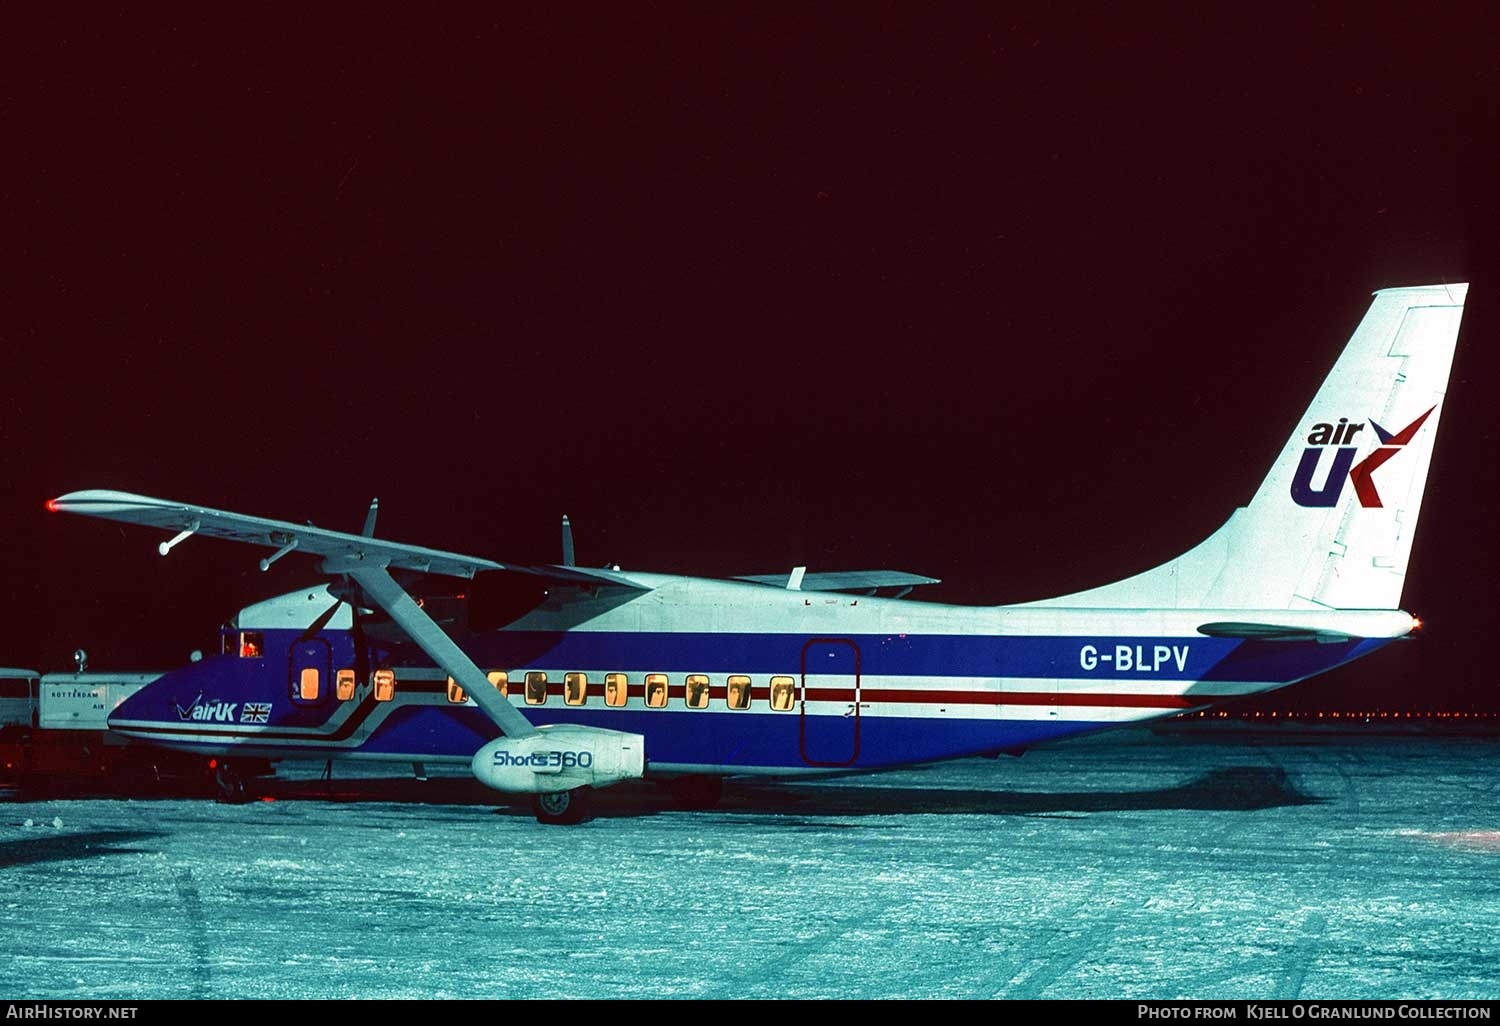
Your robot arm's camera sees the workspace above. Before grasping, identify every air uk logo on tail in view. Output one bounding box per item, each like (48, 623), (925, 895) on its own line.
(1290, 406), (1436, 508)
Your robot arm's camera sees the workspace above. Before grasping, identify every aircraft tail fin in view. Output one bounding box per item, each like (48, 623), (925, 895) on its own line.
(1026, 282), (1467, 611)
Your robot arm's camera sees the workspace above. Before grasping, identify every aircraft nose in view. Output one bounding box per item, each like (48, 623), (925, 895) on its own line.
(109, 672), (182, 729)
(108, 684), (153, 728)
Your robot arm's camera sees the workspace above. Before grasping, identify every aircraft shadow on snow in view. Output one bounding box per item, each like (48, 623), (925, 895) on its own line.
(0, 829), (166, 869)
(265, 764), (1325, 819)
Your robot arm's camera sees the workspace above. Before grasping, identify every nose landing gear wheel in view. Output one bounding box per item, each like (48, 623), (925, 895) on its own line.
(533, 787), (589, 825)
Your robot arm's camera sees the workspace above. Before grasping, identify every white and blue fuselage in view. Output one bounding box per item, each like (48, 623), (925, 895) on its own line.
(107, 577), (1410, 776)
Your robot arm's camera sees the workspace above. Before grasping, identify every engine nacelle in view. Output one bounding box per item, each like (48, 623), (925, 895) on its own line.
(470, 724), (645, 794)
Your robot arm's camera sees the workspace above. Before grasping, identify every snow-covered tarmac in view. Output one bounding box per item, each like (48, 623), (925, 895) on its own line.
(2, 729), (1496, 999)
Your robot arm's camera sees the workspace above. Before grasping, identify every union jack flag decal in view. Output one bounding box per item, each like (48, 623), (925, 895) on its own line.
(241, 702), (272, 724)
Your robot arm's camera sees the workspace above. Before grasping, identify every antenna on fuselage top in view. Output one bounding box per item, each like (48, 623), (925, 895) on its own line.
(561, 514), (575, 567)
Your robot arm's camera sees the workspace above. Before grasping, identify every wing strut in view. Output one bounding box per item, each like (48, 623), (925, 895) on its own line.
(347, 565), (539, 739)
(158, 521), (199, 556)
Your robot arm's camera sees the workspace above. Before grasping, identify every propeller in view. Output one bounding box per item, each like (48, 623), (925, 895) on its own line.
(299, 593), (346, 639)
(295, 498), (379, 685)
(296, 576), (373, 683)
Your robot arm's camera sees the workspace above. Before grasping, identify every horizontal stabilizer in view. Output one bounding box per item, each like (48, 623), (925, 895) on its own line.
(1197, 621), (1353, 644)
(732, 570), (940, 592)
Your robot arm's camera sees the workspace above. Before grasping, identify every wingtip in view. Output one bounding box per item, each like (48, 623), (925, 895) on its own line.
(43, 489), (179, 515)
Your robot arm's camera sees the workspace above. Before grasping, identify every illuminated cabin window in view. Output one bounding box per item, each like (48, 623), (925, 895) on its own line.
(335, 669), (356, 701)
(298, 667), (320, 701)
(525, 671), (548, 705)
(564, 672), (588, 706)
(644, 673), (669, 709)
(446, 677), (466, 704)
(684, 674), (710, 709)
(604, 673), (628, 707)
(373, 668), (396, 702)
(769, 675), (795, 711)
(726, 675), (752, 710)
(487, 671), (508, 698)
(240, 631), (264, 659)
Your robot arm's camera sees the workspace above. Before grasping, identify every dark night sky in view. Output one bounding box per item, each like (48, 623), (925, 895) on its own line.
(3, 8), (1495, 710)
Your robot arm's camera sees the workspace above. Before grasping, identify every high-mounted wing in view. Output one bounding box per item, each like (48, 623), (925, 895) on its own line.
(47, 490), (649, 590)
(50, 489), (504, 578)
(46, 489), (651, 740)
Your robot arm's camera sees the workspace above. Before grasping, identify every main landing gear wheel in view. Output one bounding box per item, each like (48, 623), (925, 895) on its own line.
(667, 775), (723, 810)
(213, 762), (252, 805)
(533, 787), (590, 825)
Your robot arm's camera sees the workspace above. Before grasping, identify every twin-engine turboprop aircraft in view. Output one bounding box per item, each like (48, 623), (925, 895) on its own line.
(49, 283), (1467, 823)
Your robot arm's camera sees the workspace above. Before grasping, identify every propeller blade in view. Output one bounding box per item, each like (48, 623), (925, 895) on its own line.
(351, 604), (370, 686)
(297, 598), (344, 643)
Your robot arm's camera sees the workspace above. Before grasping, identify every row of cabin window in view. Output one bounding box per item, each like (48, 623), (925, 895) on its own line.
(294, 668), (798, 710)
(448, 672), (799, 711)
(296, 667), (398, 703)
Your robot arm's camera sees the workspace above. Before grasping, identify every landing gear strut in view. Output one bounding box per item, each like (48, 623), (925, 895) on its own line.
(213, 761), (252, 804)
(533, 786), (590, 825)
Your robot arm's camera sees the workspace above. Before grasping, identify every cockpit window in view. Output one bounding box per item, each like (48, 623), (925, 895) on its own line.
(239, 632), (264, 659)
(221, 632), (238, 657)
